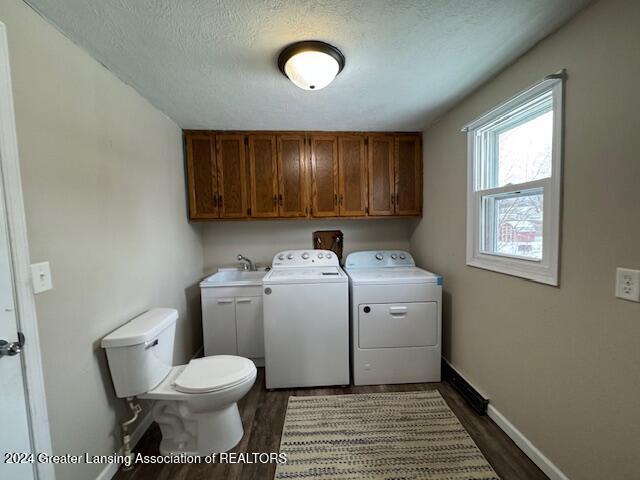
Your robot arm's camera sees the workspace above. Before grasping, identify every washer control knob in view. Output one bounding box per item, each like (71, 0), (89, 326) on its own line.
(399, 254), (406, 260)
(287, 253), (294, 260)
(375, 253), (384, 261)
(391, 253), (398, 260)
(278, 254), (285, 260)
(317, 253), (324, 259)
(326, 253), (332, 259)
(302, 252), (310, 260)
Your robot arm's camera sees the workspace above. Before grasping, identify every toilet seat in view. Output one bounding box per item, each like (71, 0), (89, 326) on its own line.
(172, 355), (255, 394)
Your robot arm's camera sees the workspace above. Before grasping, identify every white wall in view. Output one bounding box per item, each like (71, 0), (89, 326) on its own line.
(410, 0), (640, 478)
(201, 219), (414, 273)
(0, 1), (204, 479)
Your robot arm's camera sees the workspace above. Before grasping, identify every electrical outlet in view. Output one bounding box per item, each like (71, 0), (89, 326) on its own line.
(615, 268), (640, 302)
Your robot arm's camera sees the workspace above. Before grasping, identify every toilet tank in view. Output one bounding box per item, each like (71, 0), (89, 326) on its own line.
(101, 308), (178, 398)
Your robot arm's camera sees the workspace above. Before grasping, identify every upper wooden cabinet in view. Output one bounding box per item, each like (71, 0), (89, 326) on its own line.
(248, 135), (278, 218)
(367, 135), (395, 216)
(186, 133), (218, 219)
(338, 135), (368, 216)
(277, 135), (307, 217)
(395, 135), (422, 215)
(184, 130), (421, 221)
(310, 135), (339, 217)
(216, 134), (248, 218)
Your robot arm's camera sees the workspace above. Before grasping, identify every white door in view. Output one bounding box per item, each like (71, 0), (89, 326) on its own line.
(235, 296), (263, 359)
(0, 182), (34, 478)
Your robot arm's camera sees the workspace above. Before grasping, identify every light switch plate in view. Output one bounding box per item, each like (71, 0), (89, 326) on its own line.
(615, 268), (640, 302)
(31, 261), (53, 294)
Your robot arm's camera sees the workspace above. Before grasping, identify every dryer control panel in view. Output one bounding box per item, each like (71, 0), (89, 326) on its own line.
(345, 250), (416, 269)
(271, 249), (340, 268)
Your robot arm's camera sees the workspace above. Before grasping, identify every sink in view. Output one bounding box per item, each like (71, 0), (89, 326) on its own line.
(201, 269), (266, 287)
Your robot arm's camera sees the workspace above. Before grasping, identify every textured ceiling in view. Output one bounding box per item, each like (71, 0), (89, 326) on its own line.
(25, 0), (590, 131)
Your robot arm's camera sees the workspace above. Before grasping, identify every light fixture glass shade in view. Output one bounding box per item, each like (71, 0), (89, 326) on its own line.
(283, 51), (340, 91)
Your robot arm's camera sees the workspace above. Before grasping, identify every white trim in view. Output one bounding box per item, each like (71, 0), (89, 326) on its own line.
(461, 71), (566, 132)
(95, 411), (154, 480)
(442, 359), (569, 480)
(487, 405), (569, 480)
(465, 73), (564, 286)
(0, 22), (55, 480)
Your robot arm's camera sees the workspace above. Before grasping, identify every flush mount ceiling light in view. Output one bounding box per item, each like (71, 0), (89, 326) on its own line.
(277, 41), (345, 91)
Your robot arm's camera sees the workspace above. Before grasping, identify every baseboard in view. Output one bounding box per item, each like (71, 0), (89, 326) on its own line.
(487, 405), (569, 480)
(442, 358), (569, 480)
(95, 410), (154, 480)
(442, 358), (489, 414)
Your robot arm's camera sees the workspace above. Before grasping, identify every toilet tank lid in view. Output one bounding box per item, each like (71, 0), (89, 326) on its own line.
(101, 308), (178, 348)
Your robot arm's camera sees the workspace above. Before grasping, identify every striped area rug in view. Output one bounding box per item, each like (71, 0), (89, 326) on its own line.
(275, 390), (500, 480)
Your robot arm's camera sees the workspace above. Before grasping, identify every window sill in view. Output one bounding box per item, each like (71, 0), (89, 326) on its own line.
(466, 256), (558, 286)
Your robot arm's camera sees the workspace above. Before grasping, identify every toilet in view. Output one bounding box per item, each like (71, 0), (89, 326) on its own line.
(101, 308), (256, 455)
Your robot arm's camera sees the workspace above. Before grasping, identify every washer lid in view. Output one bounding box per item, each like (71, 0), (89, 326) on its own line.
(263, 266), (347, 284)
(173, 356), (255, 394)
(346, 267), (442, 285)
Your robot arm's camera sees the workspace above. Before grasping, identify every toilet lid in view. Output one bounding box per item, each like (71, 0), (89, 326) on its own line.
(173, 356), (255, 394)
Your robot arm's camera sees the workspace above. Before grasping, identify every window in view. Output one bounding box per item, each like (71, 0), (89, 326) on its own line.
(463, 73), (564, 285)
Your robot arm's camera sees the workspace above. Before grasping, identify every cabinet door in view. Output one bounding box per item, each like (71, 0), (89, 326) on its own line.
(367, 135), (395, 216)
(186, 133), (218, 219)
(216, 134), (248, 218)
(202, 297), (237, 356)
(248, 135), (278, 217)
(277, 135), (307, 217)
(395, 134), (422, 215)
(338, 135), (367, 216)
(310, 135), (339, 217)
(235, 296), (264, 359)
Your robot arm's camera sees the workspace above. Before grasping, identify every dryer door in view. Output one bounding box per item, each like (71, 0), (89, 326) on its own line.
(358, 302), (438, 348)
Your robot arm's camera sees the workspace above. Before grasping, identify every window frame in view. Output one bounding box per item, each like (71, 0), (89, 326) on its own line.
(464, 73), (564, 286)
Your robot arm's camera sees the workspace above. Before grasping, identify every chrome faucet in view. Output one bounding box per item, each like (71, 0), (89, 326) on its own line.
(237, 254), (256, 271)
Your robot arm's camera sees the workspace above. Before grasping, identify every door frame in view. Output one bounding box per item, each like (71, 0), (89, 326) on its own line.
(0, 21), (55, 480)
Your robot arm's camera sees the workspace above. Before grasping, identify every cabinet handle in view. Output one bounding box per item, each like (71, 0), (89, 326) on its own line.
(273, 195), (277, 205)
(216, 298), (233, 304)
(396, 192), (399, 206)
(334, 194), (338, 205)
(278, 194), (283, 206)
(339, 194), (343, 205)
(218, 195), (223, 208)
(389, 306), (408, 314)
(390, 193), (394, 206)
(236, 297), (253, 303)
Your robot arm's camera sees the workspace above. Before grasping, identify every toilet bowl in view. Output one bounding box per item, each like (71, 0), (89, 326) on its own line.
(101, 308), (257, 456)
(140, 356), (257, 455)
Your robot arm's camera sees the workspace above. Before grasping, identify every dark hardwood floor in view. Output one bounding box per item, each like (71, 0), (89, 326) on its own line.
(114, 368), (548, 480)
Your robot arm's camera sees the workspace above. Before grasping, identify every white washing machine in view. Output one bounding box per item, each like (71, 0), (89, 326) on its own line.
(262, 249), (349, 389)
(345, 250), (442, 385)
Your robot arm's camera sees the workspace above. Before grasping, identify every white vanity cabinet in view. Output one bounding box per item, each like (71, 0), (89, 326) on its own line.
(201, 283), (265, 365)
